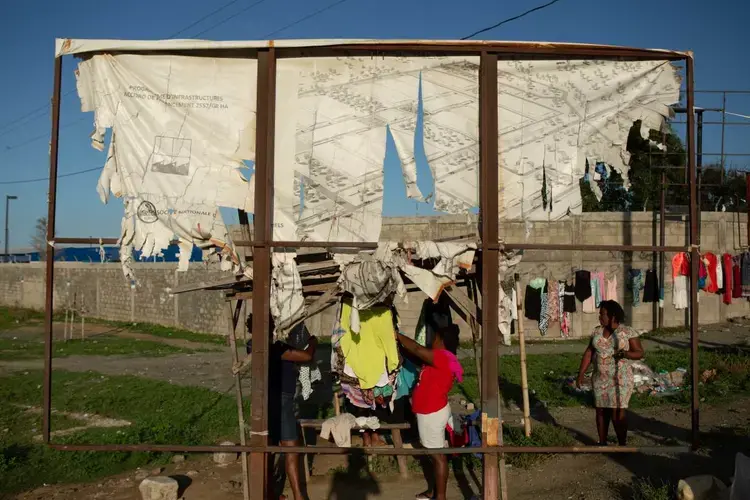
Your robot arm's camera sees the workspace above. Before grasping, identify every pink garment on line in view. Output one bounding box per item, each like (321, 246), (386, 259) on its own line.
(606, 276), (618, 302)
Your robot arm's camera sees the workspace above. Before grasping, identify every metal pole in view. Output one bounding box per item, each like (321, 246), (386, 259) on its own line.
(685, 55), (700, 450)
(697, 110), (703, 245)
(479, 51), (503, 500)
(249, 47), (276, 500)
(43, 56), (63, 443)
(659, 173), (666, 328)
(720, 92), (727, 169)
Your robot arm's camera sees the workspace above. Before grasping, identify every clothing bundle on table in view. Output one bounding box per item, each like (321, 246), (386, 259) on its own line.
(672, 251), (750, 310)
(331, 300), (402, 413)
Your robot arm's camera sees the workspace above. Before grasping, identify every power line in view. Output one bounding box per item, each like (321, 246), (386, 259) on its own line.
(0, 167), (102, 185)
(263, 0), (352, 38)
(461, 0), (563, 40)
(2, 117), (88, 154)
(191, 0), (271, 38)
(168, 0), (242, 38)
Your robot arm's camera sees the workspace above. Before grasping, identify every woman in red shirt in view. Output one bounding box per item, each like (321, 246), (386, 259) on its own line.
(397, 324), (463, 500)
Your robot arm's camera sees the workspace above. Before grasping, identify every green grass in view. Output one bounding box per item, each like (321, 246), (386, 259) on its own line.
(74, 319), (227, 346)
(0, 370), (248, 496)
(0, 307), (44, 331)
(453, 347), (750, 410)
(0, 336), (205, 360)
(629, 478), (673, 500)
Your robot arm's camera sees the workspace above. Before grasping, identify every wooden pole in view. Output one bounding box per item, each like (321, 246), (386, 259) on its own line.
(227, 300), (250, 500)
(466, 277), (482, 393)
(515, 276), (531, 437)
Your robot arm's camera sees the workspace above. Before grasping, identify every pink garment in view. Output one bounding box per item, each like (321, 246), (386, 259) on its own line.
(443, 350), (464, 383)
(606, 277), (618, 302)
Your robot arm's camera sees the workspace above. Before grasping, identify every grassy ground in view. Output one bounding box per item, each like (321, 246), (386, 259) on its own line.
(0, 370), (248, 496)
(629, 478), (673, 500)
(0, 306), (227, 347)
(88, 319), (229, 346)
(0, 308), (44, 331)
(0, 336), (207, 360)
(452, 346), (750, 410)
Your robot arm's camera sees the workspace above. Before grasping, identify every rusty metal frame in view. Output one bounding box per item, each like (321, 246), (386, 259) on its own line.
(45, 41), (698, 499)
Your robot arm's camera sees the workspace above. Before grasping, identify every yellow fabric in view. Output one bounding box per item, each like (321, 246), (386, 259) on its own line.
(339, 302), (399, 389)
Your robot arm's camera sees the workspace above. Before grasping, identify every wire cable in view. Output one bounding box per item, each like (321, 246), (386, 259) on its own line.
(0, 167), (102, 185)
(167, 0), (242, 38)
(191, 0), (271, 38)
(262, 0), (352, 38)
(461, 0), (563, 40)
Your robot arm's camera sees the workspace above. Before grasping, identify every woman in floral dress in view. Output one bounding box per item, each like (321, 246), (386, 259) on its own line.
(576, 300), (644, 445)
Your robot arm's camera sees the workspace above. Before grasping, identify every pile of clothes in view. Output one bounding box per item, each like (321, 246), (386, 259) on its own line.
(331, 300), (404, 413)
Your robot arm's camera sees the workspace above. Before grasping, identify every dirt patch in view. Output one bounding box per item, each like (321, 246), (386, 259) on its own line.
(14, 398), (750, 500)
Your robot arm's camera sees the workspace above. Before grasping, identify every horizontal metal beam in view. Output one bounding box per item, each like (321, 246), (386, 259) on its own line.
(70, 42), (689, 61)
(488, 243), (688, 252)
(48, 443), (691, 455)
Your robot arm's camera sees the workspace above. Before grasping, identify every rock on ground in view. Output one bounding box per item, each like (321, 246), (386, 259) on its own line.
(213, 441), (238, 465)
(138, 476), (179, 500)
(677, 475), (728, 500)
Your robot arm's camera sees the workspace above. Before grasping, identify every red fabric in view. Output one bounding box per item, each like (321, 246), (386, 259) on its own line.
(723, 253), (733, 304)
(672, 253), (690, 277)
(705, 253), (719, 293)
(733, 260), (743, 298)
(412, 349), (455, 415)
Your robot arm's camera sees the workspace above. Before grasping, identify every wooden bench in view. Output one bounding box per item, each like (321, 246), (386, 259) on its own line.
(298, 419), (411, 480)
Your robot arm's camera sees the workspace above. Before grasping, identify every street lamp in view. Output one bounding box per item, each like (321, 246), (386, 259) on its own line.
(4, 195), (18, 262)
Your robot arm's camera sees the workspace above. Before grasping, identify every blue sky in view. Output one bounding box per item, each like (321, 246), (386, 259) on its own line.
(1, 0), (749, 249)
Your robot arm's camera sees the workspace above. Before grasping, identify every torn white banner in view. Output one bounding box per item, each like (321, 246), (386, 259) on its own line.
(496, 59), (680, 221)
(401, 241), (477, 301)
(75, 54), (257, 268)
(274, 57), (481, 243)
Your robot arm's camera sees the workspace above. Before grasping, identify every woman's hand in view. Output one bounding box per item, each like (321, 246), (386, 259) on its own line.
(576, 375), (584, 389)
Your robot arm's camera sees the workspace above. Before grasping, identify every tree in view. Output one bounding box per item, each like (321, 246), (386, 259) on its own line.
(31, 217), (47, 261)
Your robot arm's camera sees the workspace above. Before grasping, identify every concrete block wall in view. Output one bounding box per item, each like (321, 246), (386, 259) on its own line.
(1, 212), (748, 339)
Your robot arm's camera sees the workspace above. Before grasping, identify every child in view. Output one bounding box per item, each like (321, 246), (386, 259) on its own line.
(397, 324), (463, 500)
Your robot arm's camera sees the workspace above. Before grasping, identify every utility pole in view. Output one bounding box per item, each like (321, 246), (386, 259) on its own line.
(4, 195), (18, 262)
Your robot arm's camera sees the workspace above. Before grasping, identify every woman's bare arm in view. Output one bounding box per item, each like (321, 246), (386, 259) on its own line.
(396, 333), (434, 365)
(621, 337), (644, 361)
(576, 343), (594, 386)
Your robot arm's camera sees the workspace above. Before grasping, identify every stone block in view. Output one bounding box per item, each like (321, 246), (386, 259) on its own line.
(138, 476), (179, 500)
(213, 441), (238, 465)
(676, 475), (727, 500)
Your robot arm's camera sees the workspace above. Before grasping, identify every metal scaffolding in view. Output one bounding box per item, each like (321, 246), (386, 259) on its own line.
(43, 40), (699, 499)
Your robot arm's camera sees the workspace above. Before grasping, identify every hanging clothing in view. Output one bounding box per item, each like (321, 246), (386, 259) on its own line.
(529, 278), (549, 335)
(672, 253), (690, 278)
(723, 253), (733, 304)
(643, 270), (659, 303)
(575, 270), (592, 302)
(742, 252), (750, 297)
(558, 281), (571, 338)
(590, 271), (605, 307)
(733, 256), (743, 298)
(629, 269), (645, 307)
(715, 254), (724, 291)
(698, 258), (707, 290)
(563, 283), (577, 312)
(339, 302), (400, 390)
(511, 288), (518, 321)
(524, 284), (543, 321)
(673, 275), (689, 310)
(606, 277), (618, 303)
(546, 282), (559, 326)
(395, 358), (419, 400)
(704, 253), (719, 293)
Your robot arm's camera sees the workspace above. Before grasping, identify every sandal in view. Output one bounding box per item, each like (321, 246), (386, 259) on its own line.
(415, 492), (434, 499)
